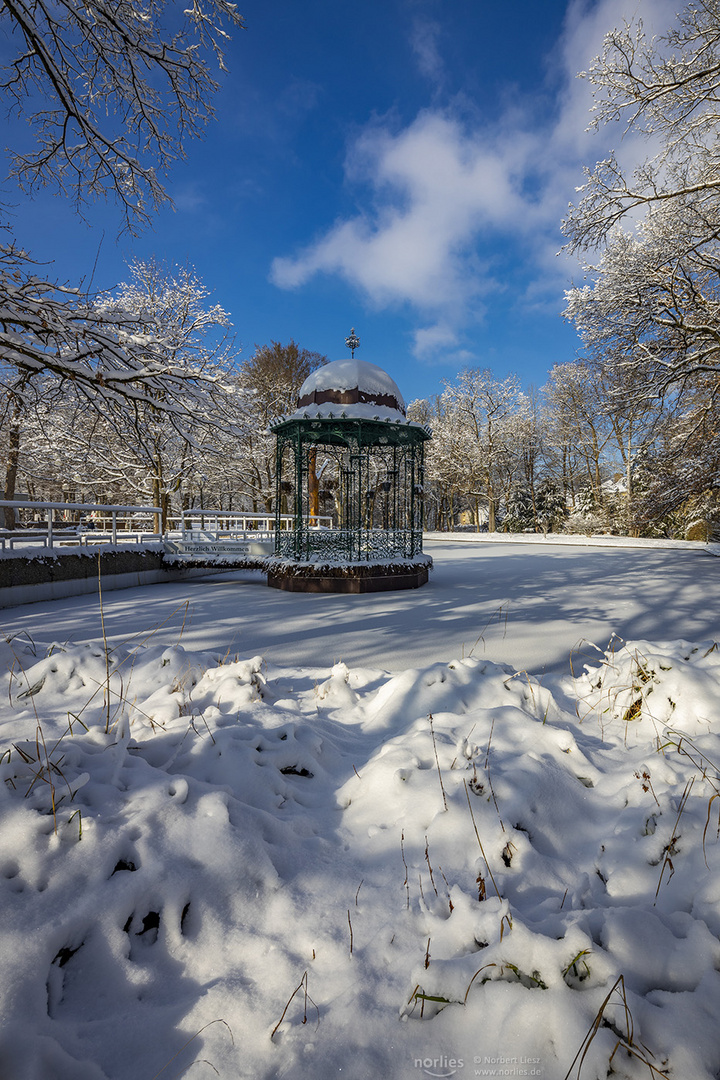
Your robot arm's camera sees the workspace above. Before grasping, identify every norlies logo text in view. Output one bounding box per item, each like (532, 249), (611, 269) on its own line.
(414, 1056), (464, 1077)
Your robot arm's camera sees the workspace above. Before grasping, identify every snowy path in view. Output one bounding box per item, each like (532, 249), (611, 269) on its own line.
(3, 539), (720, 676)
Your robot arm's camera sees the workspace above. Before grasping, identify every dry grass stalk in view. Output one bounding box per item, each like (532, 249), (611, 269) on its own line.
(484, 718), (505, 832)
(97, 553), (112, 734)
(655, 776), (694, 901)
(428, 713), (448, 811)
(463, 778), (501, 901)
(424, 836), (438, 896)
(270, 971), (319, 1039)
(150, 1018), (233, 1079)
(467, 601), (510, 658)
(438, 865), (454, 913)
(400, 829), (410, 909)
(563, 974), (667, 1080)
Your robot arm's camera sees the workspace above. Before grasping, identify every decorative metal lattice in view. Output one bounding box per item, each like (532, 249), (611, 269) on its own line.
(272, 416), (429, 564)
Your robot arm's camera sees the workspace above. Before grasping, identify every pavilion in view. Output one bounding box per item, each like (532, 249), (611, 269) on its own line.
(267, 332), (432, 592)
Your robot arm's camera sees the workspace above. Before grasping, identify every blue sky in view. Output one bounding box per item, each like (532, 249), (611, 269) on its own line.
(3, 0), (676, 403)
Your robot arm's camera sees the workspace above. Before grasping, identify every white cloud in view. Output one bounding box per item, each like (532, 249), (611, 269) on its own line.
(412, 322), (460, 359)
(270, 0), (680, 364)
(409, 16), (445, 85)
(411, 322), (479, 369)
(271, 109), (535, 313)
(172, 182), (207, 213)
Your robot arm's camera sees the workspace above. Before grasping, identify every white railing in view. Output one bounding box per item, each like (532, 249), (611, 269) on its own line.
(164, 511), (334, 560)
(176, 510), (333, 535)
(0, 500), (161, 551)
(0, 501), (336, 557)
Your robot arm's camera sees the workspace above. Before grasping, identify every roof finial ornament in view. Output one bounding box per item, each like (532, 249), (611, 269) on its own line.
(345, 327), (360, 358)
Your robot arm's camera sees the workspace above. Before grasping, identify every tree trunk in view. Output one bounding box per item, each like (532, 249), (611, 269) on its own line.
(486, 472), (496, 532)
(3, 403), (22, 530)
(626, 430), (636, 536)
(152, 450), (170, 533)
(152, 476), (161, 535)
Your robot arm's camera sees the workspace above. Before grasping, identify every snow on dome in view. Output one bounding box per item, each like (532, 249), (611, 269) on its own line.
(296, 359), (406, 415)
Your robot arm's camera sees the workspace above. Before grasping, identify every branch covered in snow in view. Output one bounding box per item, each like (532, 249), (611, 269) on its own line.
(0, 246), (233, 414)
(0, 0), (245, 229)
(564, 1), (720, 252)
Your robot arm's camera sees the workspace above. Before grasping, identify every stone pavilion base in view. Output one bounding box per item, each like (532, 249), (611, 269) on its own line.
(266, 556), (431, 594)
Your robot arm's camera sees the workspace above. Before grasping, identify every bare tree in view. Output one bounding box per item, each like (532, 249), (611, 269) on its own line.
(441, 370), (521, 532)
(411, 394), (476, 530)
(234, 341), (327, 511)
(562, 0), (720, 530)
(544, 361), (615, 509)
(89, 258), (240, 530)
(564, 0), (720, 253)
(1, 0), (244, 228)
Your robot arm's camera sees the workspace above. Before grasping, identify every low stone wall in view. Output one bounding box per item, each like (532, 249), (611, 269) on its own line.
(0, 546), (435, 607)
(0, 549), (166, 589)
(0, 548), (235, 609)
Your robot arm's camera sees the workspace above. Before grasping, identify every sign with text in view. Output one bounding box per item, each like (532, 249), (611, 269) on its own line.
(169, 539), (273, 558)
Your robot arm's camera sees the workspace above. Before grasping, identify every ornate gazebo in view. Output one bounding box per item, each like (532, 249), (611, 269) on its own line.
(266, 332), (432, 592)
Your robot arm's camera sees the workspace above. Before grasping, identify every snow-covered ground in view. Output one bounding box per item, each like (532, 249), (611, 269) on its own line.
(2, 539), (720, 1079)
(4, 538), (720, 675)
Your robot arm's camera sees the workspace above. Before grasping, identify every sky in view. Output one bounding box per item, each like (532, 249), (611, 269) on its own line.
(2, 0), (678, 403)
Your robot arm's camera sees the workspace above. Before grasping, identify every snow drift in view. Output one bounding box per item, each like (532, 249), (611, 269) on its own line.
(1, 630), (720, 1079)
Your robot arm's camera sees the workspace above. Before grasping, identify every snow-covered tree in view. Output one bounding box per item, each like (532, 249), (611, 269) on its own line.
(533, 478), (567, 535)
(95, 259), (242, 529)
(24, 259), (243, 530)
(544, 366), (619, 516)
(504, 484), (535, 533)
(564, 0), (720, 253)
(410, 394), (478, 530)
(563, 211), (720, 412)
(564, 1), (720, 413)
(542, 359), (664, 534)
(0, 0), (244, 227)
(626, 378), (720, 537)
(439, 370), (522, 532)
(0, 246), (234, 415)
(504, 389), (546, 523)
(0, 0), (243, 514)
(1, 368), (34, 528)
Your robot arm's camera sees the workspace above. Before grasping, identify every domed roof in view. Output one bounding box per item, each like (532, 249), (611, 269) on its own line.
(296, 359), (406, 416)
